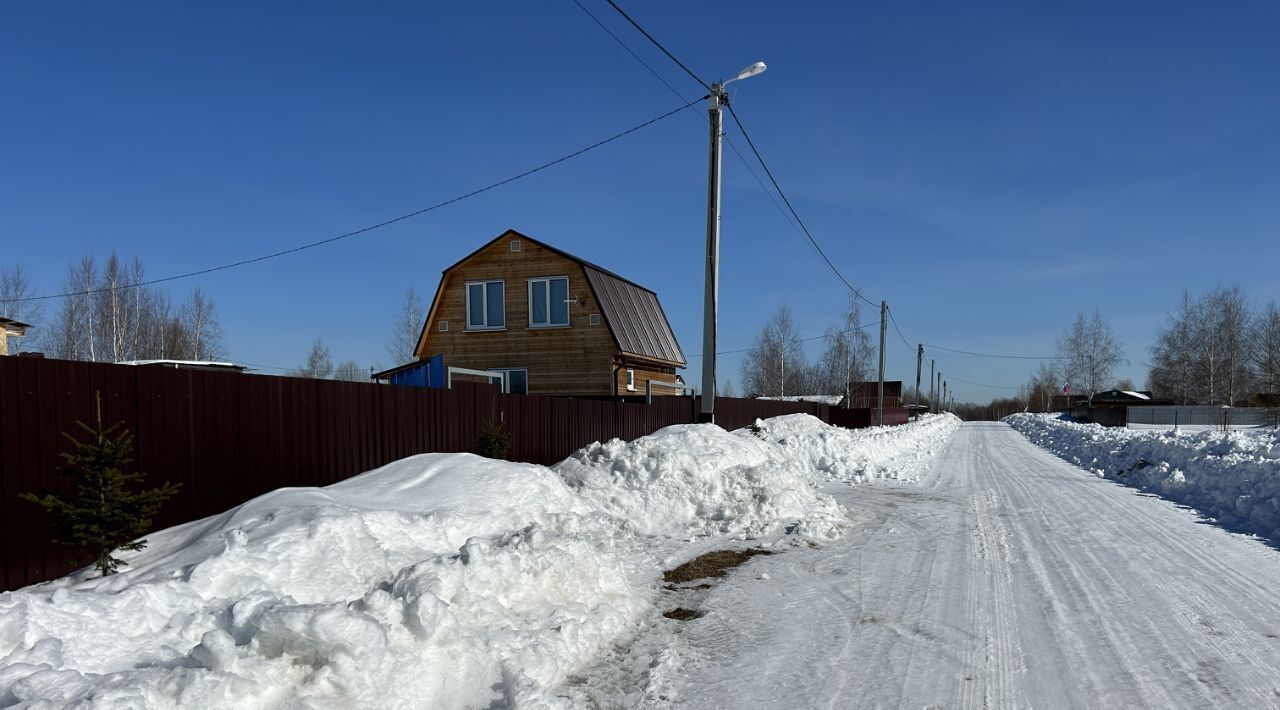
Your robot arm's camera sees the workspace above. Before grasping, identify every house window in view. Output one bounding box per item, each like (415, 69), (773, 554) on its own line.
(528, 276), (570, 327)
(626, 368), (636, 391)
(490, 368), (528, 395)
(466, 280), (505, 330)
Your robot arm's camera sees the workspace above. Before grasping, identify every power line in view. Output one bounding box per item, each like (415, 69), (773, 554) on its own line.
(602, 0), (711, 92)
(687, 320), (878, 359)
(944, 374), (1022, 391)
(924, 344), (1064, 361)
(886, 307), (915, 354)
(17, 97), (702, 304)
(569, 0), (805, 242)
(725, 104), (876, 308)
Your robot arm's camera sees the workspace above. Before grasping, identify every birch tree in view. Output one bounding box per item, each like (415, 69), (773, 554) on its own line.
(1057, 309), (1123, 401)
(0, 264), (43, 351)
(388, 287), (426, 363)
(741, 305), (805, 397)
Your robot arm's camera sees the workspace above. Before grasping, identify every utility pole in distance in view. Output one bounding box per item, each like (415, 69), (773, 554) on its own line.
(698, 61), (766, 424)
(877, 300), (887, 426)
(915, 344), (923, 410)
(930, 359), (935, 412)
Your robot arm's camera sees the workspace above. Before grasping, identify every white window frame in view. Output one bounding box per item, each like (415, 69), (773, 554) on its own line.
(626, 368), (636, 391)
(527, 276), (571, 328)
(490, 367), (529, 395)
(465, 279), (505, 331)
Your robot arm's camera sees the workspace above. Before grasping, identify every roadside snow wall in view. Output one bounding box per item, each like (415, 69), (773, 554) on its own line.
(0, 417), (874, 709)
(751, 412), (961, 484)
(1006, 413), (1280, 543)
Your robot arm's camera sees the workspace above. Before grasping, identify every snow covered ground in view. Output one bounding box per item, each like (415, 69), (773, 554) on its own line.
(641, 422), (1280, 708)
(0, 414), (956, 708)
(1007, 412), (1280, 543)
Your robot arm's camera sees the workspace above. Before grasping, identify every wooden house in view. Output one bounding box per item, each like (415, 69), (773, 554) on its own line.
(412, 229), (686, 396)
(0, 318), (32, 356)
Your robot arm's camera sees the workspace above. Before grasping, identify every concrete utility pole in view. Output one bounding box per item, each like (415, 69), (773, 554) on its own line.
(943, 381), (948, 411)
(930, 359), (935, 411)
(915, 344), (923, 409)
(698, 62), (766, 424)
(877, 301), (887, 426)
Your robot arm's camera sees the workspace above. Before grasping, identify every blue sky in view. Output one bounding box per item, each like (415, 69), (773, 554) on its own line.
(3, 1), (1278, 401)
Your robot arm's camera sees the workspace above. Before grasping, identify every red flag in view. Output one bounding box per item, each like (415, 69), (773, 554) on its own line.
(1062, 384), (1070, 393)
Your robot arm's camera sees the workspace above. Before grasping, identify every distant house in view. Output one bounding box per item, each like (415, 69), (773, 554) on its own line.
(1088, 390), (1173, 408)
(0, 318), (32, 356)
(845, 381), (902, 409)
(394, 229), (686, 396)
(118, 359), (247, 373)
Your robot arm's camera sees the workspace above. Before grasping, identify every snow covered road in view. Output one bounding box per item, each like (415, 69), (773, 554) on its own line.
(648, 421), (1280, 709)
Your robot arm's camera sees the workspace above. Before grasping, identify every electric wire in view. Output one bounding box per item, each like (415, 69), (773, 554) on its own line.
(686, 320), (879, 359)
(602, 0), (711, 92)
(16, 97), (702, 304)
(569, 0), (806, 242)
(725, 104), (876, 308)
(923, 344), (1065, 360)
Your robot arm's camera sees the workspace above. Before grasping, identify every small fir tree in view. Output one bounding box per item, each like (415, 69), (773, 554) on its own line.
(476, 418), (512, 460)
(22, 394), (180, 576)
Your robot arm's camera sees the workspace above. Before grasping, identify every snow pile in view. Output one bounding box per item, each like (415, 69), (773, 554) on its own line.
(1006, 413), (1280, 542)
(1, 416), (883, 708)
(557, 423), (846, 540)
(750, 413), (961, 484)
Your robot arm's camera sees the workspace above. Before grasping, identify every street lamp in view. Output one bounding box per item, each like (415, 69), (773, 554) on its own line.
(699, 60), (766, 424)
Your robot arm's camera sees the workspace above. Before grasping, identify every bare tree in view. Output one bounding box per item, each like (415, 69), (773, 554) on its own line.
(1057, 308), (1123, 401)
(388, 287), (426, 364)
(1252, 302), (1280, 397)
(333, 360), (366, 382)
(180, 287), (225, 360)
(815, 295), (874, 398)
(741, 305), (806, 397)
(1021, 362), (1062, 412)
(290, 339), (333, 379)
(1148, 291), (1199, 404)
(0, 264), (43, 351)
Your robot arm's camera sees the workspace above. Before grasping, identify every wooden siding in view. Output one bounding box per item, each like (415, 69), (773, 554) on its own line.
(418, 238), (620, 395)
(614, 361), (684, 396)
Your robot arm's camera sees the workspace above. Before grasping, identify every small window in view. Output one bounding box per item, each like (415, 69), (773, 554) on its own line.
(465, 280), (505, 330)
(589, 313), (600, 326)
(439, 320), (448, 332)
(510, 240), (521, 252)
(490, 368), (528, 395)
(626, 368), (636, 391)
(528, 276), (570, 327)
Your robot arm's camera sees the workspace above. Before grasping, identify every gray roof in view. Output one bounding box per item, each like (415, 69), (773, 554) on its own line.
(582, 265), (686, 366)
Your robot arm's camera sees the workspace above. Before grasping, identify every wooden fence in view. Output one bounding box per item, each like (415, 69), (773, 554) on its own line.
(0, 357), (902, 591)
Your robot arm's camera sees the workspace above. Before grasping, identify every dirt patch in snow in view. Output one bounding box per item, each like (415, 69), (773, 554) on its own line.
(662, 608), (705, 620)
(663, 548), (774, 586)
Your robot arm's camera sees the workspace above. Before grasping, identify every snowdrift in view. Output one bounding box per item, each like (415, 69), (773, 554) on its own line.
(751, 412), (961, 484)
(1006, 413), (1280, 542)
(0, 415), (953, 708)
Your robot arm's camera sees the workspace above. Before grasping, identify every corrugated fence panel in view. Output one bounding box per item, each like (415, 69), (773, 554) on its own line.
(2, 358), (914, 590)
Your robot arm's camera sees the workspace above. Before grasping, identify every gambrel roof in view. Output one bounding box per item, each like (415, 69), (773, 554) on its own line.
(423, 229), (686, 366)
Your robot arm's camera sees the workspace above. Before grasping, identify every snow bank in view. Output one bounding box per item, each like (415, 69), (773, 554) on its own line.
(2, 415), (902, 708)
(1006, 413), (1280, 542)
(750, 413), (961, 484)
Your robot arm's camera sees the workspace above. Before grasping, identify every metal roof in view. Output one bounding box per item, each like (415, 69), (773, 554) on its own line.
(583, 265), (686, 366)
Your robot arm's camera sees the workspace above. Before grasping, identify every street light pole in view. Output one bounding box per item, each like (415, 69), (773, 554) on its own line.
(699, 61), (766, 424)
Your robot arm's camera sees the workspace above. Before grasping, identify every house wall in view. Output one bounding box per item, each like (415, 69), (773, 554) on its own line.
(614, 360), (684, 397)
(418, 237), (619, 395)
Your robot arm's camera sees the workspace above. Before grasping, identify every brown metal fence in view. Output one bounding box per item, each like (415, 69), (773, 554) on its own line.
(1, 357), (890, 591)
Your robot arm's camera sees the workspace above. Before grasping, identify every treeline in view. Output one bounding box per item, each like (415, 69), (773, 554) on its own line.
(737, 296), (875, 398)
(1, 257), (224, 362)
(1148, 286), (1280, 405)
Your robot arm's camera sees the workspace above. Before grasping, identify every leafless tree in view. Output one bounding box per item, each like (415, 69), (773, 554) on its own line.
(333, 360), (366, 382)
(290, 339), (333, 379)
(0, 263), (43, 351)
(1148, 291), (1199, 404)
(1057, 308), (1123, 402)
(741, 305), (806, 397)
(388, 287), (426, 364)
(1021, 362), (1062, 412)
(1149, 286), (1253, 405)
(1252, 302), (1280, 397)
(180, 287), (225, 360)
(815, 295), (874, 399)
